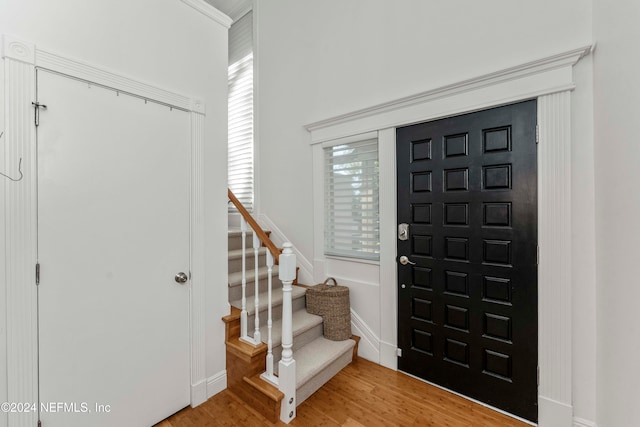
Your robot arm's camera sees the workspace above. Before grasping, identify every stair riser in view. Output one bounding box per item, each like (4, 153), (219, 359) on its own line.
(228, 251), (268, 274)
(229, 274), (281, 301)
(229, 232), (270, 252)
(296, 347), (353, 405)
(271, 323), (323, 376)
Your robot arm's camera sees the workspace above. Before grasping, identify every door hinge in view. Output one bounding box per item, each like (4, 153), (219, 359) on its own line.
(396, 348), (402, 357)
(535, 125), (539, 144)
(32, 102), (47, 127)
(36, 263), (40, 285)
(38, 420), (42, 427)
(536, 245), (539, 266)
(537, 366), (540, 386)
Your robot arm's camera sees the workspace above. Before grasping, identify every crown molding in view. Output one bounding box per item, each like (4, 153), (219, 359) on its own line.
(305, 45), (593, 134)
(228, 1), (252, 22)
(180, 0), (232, 28)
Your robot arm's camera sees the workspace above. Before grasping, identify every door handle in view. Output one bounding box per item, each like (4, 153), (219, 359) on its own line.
(175, 272), (188, 284)
(399, 256), (416, 266)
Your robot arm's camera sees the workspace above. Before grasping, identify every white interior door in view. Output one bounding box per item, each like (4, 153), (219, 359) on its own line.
(37, 70), (191, 427)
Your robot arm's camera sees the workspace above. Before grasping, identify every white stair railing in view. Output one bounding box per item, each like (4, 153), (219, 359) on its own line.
(252, 232), (261, 343)
(262, 250), (276, 381)
(239, 218), (249, 340)
(228, 189), (297, 423)
(237, 216), (263, 346)
(277, 243), (297, 424)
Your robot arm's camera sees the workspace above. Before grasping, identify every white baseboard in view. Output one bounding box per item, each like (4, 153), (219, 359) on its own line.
(206, 370), (227, 399)
(257, 214), (314, 283)
(539, 395), (573, 427)
(350, 309), (380, 363)
(573, 417), (597, 427)
(191, 379), (208, 407)
(379, 340), (398, 370)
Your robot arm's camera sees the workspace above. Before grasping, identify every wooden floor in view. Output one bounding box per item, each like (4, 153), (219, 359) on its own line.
(156, 358), (530, 427)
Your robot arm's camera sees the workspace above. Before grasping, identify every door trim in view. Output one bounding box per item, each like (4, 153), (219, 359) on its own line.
(307, 45), (593, 426)
(1, 34), (208, 426)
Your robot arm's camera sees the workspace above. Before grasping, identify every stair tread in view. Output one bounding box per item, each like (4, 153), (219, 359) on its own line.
(259, 309), (322, 348)
(229, 265), (280, 287)
(295, 337), (355, 388)
(229, 284), (307, 315)
(243, 373), (284, 402)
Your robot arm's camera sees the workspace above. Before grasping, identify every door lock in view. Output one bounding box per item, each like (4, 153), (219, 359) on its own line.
(398, 223), (409, 241)
(399, 256), (416, 266)
(175, 272), (188, 284)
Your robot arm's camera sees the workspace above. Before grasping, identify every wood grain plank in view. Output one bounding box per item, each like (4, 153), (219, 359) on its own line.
(158, 358), (531, 427)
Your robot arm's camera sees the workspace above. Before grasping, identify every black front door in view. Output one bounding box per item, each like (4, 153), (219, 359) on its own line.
(396, 100), (538, 422)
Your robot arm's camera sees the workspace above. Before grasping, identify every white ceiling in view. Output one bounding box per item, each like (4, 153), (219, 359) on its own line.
(204, 0), (251, 22)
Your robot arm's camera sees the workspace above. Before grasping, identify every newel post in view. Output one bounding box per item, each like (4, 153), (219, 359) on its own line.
(278, 242), (297, 423)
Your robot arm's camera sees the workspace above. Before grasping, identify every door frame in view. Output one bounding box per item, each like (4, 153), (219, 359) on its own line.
(1, 34), (208, 427)
(306, 45), (593, 426)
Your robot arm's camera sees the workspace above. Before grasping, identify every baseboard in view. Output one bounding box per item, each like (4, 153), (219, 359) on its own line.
(573, 417), (597, 427)
(350, 309), (380, 363)
(191, 379), (208, 407)
(539, 395), (573, 427)
(379, 340), (398, 370)
(206, 370), (228, 399)
(257, 214), (314, 283)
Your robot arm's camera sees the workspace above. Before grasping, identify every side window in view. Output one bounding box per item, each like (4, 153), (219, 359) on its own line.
(324, 138), (380, 260)
(228, 11), (254, 211)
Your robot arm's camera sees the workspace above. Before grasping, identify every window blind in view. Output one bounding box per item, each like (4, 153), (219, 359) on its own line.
(228, 11), (254, 212)
(324, 139), (380, 261)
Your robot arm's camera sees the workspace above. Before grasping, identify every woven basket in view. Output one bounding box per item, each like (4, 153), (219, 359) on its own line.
(306, 278), (351, 341)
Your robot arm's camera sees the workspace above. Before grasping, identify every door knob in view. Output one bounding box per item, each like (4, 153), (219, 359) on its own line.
(399, 256), (416, 266)
(175, 272), (188, 284)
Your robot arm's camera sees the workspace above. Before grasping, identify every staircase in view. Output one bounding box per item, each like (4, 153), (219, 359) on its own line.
(223, 228), (358, 423)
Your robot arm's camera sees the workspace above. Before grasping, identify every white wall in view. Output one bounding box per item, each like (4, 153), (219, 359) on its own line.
(256, 0), (595, 423)
(257, 0), (592, 262)
(0, 0), (229, 409)
(593, 0), (640, 425)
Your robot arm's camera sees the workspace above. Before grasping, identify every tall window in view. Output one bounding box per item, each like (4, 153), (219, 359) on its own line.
(228, 11), (254, 211)
(324, 139), (380, 261)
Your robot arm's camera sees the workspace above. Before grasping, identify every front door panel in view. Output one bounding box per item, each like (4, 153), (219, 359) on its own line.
(396, 101), (538, 421)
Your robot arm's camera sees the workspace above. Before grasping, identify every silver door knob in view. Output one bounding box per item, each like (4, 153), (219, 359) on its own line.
(399, 256), (416, 266)
(175, 272), (188, 284)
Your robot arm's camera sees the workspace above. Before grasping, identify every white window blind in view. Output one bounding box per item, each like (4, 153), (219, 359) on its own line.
(228, 11), (254, 212)
(324, 139), (380, 261)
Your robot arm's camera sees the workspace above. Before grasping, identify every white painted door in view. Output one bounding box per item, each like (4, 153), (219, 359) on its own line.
(37, 70), (191, 427)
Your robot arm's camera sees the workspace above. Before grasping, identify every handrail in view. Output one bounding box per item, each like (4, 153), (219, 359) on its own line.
(228, 189), (281, 264)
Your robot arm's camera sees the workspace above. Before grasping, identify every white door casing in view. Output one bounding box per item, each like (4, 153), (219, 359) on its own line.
(306, 45), (593, 426)
(1, 35), (207, 427)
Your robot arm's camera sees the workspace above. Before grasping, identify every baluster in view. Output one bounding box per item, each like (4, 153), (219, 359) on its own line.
(240, 218), (248, 340)
(278, 242), (296, 423)
(252, 231), (261, 343)
(261, 250), (276, 385)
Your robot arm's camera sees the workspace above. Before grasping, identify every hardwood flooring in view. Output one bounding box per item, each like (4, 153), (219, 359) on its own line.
(156, 358), (530, 427)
